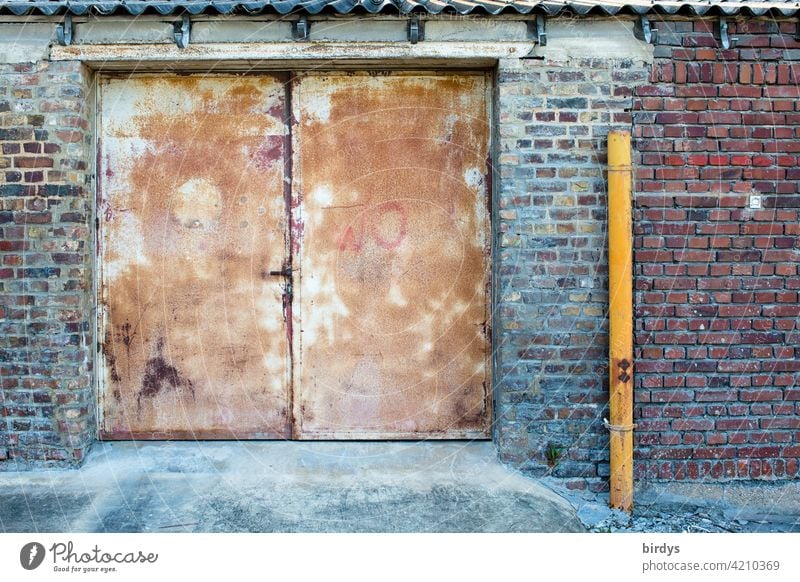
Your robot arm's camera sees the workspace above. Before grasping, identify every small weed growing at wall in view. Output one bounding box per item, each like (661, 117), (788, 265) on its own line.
(544, 442), (565, 468)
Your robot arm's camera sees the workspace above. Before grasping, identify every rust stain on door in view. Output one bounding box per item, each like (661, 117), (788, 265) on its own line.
(98, 75), (291, 439)
(292, 72), (492, 439)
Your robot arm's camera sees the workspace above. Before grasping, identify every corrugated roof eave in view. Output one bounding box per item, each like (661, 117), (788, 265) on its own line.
(0, 1), (798, 18)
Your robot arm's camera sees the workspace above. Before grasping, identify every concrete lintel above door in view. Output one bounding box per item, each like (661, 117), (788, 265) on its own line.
(50, 41), (532, 70)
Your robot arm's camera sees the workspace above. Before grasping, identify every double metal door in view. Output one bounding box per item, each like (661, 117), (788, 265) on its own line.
(98, 72), (491, 440)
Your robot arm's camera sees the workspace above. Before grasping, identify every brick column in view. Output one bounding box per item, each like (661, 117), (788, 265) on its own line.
(494, 55), (648, 491)
(1, 61), (95, 468)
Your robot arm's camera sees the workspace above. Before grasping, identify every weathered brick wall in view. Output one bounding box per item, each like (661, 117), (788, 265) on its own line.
(0, 61), (94, 468)
(495, 54), (650, 492)
(2, 17), (797, 486)
(497, 17), (800, 487)
(632, 19), (800, 481)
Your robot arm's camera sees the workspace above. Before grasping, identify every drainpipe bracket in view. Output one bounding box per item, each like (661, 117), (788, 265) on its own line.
(634, 15), (656, 45)
(173, 14), (191, 49)
(56, 13), (73, 47)
(407, 15), (424, 44)
(716, 17), (738, 50)
(293, 16), (310, 41)
(522, 15), (546, 58)
(526, 15), (547, 47)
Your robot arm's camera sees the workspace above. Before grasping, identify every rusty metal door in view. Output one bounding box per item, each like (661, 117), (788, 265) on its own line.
(98, 75), (292, 439)
(291, 72), (492, 439)
(99, 71), (491, 441)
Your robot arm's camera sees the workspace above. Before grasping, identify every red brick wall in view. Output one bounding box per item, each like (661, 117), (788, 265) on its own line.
(632, 19), (800, 481)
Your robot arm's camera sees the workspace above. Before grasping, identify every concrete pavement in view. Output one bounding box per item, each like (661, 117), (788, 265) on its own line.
(0, 441), (585, 533)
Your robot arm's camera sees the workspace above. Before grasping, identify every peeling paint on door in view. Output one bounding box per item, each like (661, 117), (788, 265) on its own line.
(98, 75), (292, 439)
(292, 72), (492, 439)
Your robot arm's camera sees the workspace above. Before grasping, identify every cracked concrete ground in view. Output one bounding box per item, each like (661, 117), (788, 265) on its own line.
(0, 441), (585, 533)
(542, 477), (800, 533)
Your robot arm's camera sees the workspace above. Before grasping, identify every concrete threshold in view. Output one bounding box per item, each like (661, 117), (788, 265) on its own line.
(0, 441), (585, 533)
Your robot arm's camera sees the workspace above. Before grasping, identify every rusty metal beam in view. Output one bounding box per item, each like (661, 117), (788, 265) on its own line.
(607, 130), (634, 512)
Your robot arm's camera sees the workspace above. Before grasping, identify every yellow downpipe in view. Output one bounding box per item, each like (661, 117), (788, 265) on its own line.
(607, 131), (634, 512)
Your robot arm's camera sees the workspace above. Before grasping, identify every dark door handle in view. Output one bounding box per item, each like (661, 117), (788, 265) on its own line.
(268, 267), (292, 277)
